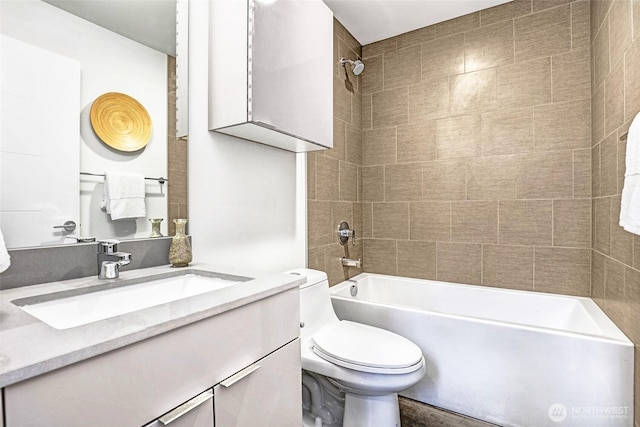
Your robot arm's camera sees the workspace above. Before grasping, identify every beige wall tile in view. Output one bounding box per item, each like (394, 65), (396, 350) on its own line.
(362, 38), (396, 58)
(481, 107), (534, 155)
(533, 0), (571, 12)
(592, 250), (605, 306)
(451, 201), (498, 243)
(450, 69), (497, 115)
(466, 155), (518, 200)
(363, 239), (397, 275)
(437, 242), (482, 285)
(308, 245), (326, 272)
(335, 19), (361, 58)
(605, 59), (625, 135)
(385, 163), (423, 202)
(372, 202), (409, 239)
(625, 39), (640, 122)
(499, 200), (553, 246)
(330, 118), (346, 161)
(345, 124), (362, 166)
(534, 247), (591, 296)
(362, 93), (372, 130)
(362, 203), (373, 238)
(574, 149), (592, 198)
(516, 150), (573, 199)
(553, 199), (592, 248)
(624, 266), (640, 344)
(604, 256), (625, 323)
(423, 159), (467, 200)
(308, 200), (333, 247)
(396, 25), (436, 50)
(408, 78), (451, 123)
(307, 153), (317, 200)
(618, 139), (627, 194)
(571, 1), (591, 51)
(421, 33), (465, 83)
(634, 0), (640, 40)
(434, 12), (480, 38)
(334, 76), (352, 123)
(483, 245), (534, 290)
(384, 45), (421, 89)
(497, 57), (552, 108)
(593, 17), (610, 89)
(600, 133), (619, 196)
(325, 243), (349, 286)
(514, 5), (571, 62)
(410, 201), (451, 241)
(436, 115), (481, 159)
(363, 127), (396, 166)
(593, 196), (611, 255)
(316, 155), (339, 200)
(533, 99), (591, 151)
(611, 195), (634, 265)
(361, 55), (383, 94)
(361, 166), (385, 202)
(592, 143), (601, 198)
(397, 122), (437, 163)
(333, 201), (354, 228)
(339, 162), (358, 201)
(480, 0), (532, 27)
(592, 83), (605, 145)
(609, 0), (633, 69)
(552, 48), (591, 103)
(464, 20), (514, 72)
(372, 87), (408, 128)
(397, 240), (437, 280)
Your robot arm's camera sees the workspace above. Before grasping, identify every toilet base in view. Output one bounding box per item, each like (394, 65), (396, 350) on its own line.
(343, 392), (401, 427)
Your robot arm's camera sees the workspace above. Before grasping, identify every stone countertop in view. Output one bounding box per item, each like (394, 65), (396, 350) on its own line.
(0, 263), (305, 388)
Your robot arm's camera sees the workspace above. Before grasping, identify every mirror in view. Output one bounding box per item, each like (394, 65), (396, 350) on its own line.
(0, 0), (188, 250)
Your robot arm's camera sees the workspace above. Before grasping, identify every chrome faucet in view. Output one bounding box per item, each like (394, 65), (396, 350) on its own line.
(341, 257), (361, 268)
(97, 240), (131, 279)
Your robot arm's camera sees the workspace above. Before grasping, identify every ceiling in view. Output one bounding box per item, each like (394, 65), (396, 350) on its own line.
(324, 0), (513, 45)
(43, 0), (513, 56)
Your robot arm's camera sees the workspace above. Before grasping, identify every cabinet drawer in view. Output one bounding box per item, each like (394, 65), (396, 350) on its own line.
(144, 390), (214, 427)
(4, 288), (299, 427)
(214, 339), (301, 426)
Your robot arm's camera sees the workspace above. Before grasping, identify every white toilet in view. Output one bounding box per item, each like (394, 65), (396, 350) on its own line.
(290, 269), (426, 427)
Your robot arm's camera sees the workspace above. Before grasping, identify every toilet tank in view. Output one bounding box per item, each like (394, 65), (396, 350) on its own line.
(286, 269), (339, 337)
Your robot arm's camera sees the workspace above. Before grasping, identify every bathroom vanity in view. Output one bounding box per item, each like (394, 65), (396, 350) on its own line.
(0, 264), (303, 426)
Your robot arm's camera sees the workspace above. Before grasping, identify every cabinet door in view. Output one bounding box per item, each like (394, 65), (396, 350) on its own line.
(144, 390), (214, 427)
(213, 339), (301, 427)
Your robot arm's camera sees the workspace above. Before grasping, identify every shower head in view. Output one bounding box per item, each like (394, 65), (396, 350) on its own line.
(340, 57), (365, 76)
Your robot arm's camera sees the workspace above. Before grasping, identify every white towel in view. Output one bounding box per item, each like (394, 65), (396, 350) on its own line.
(0, 227), (10, 273)
(102, 171), (146, 220)
(620, 112), (640, 235)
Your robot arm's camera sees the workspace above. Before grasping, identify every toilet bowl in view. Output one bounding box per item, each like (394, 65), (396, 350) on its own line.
(290, 269), (426, 427)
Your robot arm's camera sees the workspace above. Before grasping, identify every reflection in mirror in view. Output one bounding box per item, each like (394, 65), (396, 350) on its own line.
(0, 0), (188, 250)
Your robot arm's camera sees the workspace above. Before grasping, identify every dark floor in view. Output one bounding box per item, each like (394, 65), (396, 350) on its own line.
(399, 397), (499, 427)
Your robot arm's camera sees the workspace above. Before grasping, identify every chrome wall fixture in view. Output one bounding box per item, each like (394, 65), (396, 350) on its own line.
(339, 57), (365, 76)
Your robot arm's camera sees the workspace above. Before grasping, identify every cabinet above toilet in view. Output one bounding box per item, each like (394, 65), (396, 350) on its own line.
(208, 0), (334, 153)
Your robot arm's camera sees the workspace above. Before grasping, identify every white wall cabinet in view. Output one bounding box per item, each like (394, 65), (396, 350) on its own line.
(209, 0), (333, 153)
(3, 289), (300, 427)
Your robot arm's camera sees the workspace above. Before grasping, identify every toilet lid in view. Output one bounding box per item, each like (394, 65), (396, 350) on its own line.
(311, 321), (423, 374)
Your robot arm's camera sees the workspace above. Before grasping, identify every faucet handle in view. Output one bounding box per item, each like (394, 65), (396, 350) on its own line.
(98, 239), (120, 253)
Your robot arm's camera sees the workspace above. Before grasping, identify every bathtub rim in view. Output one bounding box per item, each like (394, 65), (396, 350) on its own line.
(330, 273), (632, 345)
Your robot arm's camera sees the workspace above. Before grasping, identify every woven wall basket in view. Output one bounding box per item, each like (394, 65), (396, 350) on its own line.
(90, 92), (152, 152)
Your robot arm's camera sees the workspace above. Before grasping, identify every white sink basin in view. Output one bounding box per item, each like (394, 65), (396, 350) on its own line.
(13, 273), (248, 329)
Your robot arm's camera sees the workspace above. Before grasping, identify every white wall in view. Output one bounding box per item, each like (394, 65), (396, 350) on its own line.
(188, 0), (306, 272)
(0, 0), (168, 243)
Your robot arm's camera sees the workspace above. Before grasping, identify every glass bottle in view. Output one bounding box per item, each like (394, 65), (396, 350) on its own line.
(169, 218), (192, 267)
(149, 218), (163, 238)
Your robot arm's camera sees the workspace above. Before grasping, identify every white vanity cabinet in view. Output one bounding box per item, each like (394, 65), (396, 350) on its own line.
(209, 0), (333, 153)
(3, 288), (300, 427)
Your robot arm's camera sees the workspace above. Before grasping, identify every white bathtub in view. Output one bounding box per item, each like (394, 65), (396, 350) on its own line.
(330, 273), (634, 427)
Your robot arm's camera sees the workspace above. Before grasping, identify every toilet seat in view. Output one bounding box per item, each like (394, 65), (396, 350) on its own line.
(311, 321), (424, 374)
